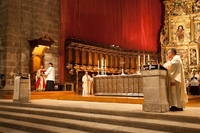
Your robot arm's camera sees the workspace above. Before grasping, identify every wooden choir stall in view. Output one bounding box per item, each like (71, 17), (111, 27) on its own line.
(65, 38), (160, 96)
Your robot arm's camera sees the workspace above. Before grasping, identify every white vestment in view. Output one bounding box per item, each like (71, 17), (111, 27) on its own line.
(163, 55), (188, 108)
(82, 75), (91, 96)
(190, 74), (199, 86)
(45, 66), (55, 81)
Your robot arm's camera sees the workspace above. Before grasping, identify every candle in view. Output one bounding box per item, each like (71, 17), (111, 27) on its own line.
(102, 58), (103, 69)
(105, 59), (106, 70)
(148, 54), (150, 61)
(143, 55), (145, 65)
(98, 60), (99, 69)
(138, 55), (140, 66)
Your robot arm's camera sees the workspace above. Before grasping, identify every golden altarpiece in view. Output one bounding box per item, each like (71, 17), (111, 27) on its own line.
(161, 0), (200, 77)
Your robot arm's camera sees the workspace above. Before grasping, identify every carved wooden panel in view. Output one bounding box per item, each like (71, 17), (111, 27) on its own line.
(119, 57), (123, 68)
(125, 57), (130, 69)
(95, 77), (100, 93)
(88, 52), (93, 65)
(81, 51), (87, 65)
(109, 55), (114, 67)
(75, 49), (80, 64)
(116, 77), (123, 93)
(94, 52), (98, 66)
(131, 57), (136, 68)
(99, 78), (103, 93)
(133, 78), (139, 93)
(94, 75), (143, 96)
(123, 77), (129, 93)
(128, 77), (134, 93)
(67, 48), (73, 64)
(107, 77), (112, 93)
(113, 56), (118, 67)
(103, 77), (108, 93)
(138, 77), (143, 93)
(112, 76), (117, 93)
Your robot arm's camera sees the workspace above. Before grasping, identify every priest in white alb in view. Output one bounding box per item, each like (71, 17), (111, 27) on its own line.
(82, 71), (91, 96)
(163, 48), (188, 111)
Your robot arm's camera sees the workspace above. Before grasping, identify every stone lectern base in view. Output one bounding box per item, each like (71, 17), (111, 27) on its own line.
(141, 69), (169, 113)
(13, 76), (31, 103)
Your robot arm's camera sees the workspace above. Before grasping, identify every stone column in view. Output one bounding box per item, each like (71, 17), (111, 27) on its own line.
(141, 70), (169, 113)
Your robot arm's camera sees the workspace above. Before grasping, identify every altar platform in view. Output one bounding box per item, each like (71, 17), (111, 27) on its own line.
(1, 91), (200, 107)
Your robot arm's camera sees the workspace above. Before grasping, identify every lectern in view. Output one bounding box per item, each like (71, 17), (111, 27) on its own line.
(141, 65), (169, 113)
(13, 74), (31, 103)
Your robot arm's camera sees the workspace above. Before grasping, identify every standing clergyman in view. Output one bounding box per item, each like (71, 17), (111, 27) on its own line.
(190, 70), (199, 95)
(163, 48), (188, 111)
(82, 71), (91, 96)
(44, 62), (55, 91)
(35, 65), (46, 91)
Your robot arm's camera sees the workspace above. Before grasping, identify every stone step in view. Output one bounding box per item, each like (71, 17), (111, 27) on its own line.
(0, 126), (29, 133)
(0, 111), (170, 133)
(0, 105), (200, 133)
(0, 101), (200, 124)
(0, 118), (89, 133)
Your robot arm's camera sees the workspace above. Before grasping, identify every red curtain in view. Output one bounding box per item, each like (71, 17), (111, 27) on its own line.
(59, 0), (163, 82)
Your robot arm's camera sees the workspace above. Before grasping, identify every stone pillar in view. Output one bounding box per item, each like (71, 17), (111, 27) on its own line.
(141, 70), (169, 113)
(1, 0), (59, 90)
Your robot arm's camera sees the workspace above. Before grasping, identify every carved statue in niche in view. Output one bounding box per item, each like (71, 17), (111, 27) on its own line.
(169, 18), (190, 44)
(170, 21), (177, 42)
(190, 49), (197, 65)
(194, 23), (200, 43)
(173, 3), (186, 16)
(195, 0), (200, 13)
(176, 25), (185, 42)
(160, 28), (168, 46)
(177, 49), (188, 66)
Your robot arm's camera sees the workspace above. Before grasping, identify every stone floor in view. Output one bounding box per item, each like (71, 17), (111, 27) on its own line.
(0, 95), (200, 133)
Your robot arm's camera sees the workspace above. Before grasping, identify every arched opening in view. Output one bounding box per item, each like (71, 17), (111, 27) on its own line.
(28, 34), (55, 91)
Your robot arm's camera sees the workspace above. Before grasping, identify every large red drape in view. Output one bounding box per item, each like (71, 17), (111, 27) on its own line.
(59, 0), (163, 82)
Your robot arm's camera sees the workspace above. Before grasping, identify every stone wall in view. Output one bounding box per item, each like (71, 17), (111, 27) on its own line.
(0, 0), (8, 89)
(3, 0), (59, 90)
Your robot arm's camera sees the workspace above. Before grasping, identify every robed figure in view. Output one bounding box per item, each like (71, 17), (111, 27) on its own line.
(44, 62), (55, 91)
(35, 65), (46, 91)
(176, 25), (184, 41)
(163, 48), (188, 111)
(82, 71), (91, 96)
(190, 71), (199, 95)
(90, 74), (95, 95)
